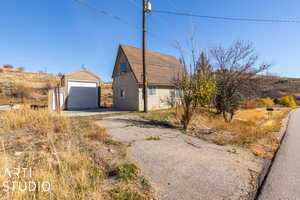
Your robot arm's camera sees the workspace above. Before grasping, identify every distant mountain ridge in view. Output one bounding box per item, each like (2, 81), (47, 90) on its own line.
(253, 75), (300, 101)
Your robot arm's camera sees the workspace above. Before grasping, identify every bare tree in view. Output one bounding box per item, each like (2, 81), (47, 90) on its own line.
(210, 41), (270, 122)
(9, 85), (30, 103)
(57, 72), (64, 77)
(3, 64), (14, 69)
(18, 67), (25, 72)
(174, 40), (217, 130)
(41, 81), (53, 95)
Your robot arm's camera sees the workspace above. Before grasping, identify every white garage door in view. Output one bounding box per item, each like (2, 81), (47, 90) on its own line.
(67, 81), (98, 110)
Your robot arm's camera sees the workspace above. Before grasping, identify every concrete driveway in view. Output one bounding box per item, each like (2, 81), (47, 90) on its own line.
(62, 108), (129, 117)
(0, 105), (10, 110)
(258, 109), (300, 200)
(0, 104), (20, 111)
(98, 115), (265, 200)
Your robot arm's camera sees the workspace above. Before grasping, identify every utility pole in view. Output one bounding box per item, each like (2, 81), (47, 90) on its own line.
(142, 0), (151, 112)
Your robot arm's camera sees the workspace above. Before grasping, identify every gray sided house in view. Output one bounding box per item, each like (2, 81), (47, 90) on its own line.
(112, 45), (183, 111)
(49, 69), (102, 110)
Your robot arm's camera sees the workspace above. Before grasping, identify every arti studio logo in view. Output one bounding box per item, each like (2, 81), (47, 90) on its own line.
(0, 168), (51, 192)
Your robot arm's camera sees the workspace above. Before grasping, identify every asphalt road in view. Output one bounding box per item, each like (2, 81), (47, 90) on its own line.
(258, 109), (300, 200)
(99, 115), (265, 200)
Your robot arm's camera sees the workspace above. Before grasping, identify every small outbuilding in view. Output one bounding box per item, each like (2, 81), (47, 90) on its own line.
(49, 69), (102, 110)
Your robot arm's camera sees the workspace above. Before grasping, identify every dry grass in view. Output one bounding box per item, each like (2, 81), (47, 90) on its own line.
(0, 107), (152, 199)
(0, 148), (104, 199)
(0, 95), (10, 105)
(0, 106), (69, 135)
(141, 107), (292, 158)
(192, 108), (292, 158)
(211, 108), (288, 135)
(101, 82), (113, 107)
(84, 127), (109, 141)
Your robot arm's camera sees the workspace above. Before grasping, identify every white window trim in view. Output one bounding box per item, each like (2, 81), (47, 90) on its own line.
(175, 88), (182, 98)
(148, 86), (157, 96)
(120, 89), (125, 99)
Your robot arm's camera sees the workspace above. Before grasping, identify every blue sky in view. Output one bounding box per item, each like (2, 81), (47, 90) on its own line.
(1, 0), (300, 82)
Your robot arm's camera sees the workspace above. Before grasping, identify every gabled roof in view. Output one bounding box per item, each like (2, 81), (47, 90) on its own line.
(66, 69), (102, 82)
(114, 45), (184, 86)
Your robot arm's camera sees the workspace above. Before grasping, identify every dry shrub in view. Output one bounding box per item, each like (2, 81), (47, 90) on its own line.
(280, 96), (297, 107)
(3, 64), (14, 69)
(84, 126), (109, 141)
(17, 67), (25, 72)
(192, 108), (291, 158)
(257, 98), (274, 107)
(0, 106), (69, 135)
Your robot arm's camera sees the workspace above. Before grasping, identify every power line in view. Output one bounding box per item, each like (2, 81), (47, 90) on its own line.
(72, 0), (174, 47)
(141, 1), (171, 26)
(152, 9), (300, 23)
(72, 0), (138, 29)
(164, 0), (195, 31)
(166, 0), (178, 11)
(127, 0), (175, 29)
(128, 0), (139, 7)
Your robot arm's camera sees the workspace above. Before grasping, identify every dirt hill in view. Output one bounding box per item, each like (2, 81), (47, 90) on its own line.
(0, 67), (113, 106)
(253, 75), (300, 101)
(0, 67), (60, 105)
(101, 82), (113, 107)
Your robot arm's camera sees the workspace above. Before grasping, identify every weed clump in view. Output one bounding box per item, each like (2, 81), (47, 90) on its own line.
(104, 139), (122, 146)
(145, 136), (160, 141)
(108, 187), (145, 200)
(116, 163), (138, 181)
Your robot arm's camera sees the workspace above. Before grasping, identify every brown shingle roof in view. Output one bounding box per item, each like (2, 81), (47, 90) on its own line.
(120, 45), (184, 86)
(66, 69), (102, 82)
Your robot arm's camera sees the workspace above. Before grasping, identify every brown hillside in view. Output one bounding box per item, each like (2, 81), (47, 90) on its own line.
(253, 75), (300, 101)
(0, 67), (60, 105)
(101, 82), (113, 107)
(0, 67), (113, 107)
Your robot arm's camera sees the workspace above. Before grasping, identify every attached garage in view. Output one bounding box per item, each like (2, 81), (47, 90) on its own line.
(49, 69), (102, 110)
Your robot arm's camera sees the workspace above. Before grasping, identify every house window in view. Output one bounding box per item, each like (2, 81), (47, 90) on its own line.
(120, 89), (125, 98)
(175, 88), (182, 98)
(148, 86), (156, 96)
(120, 62), (127, 73)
